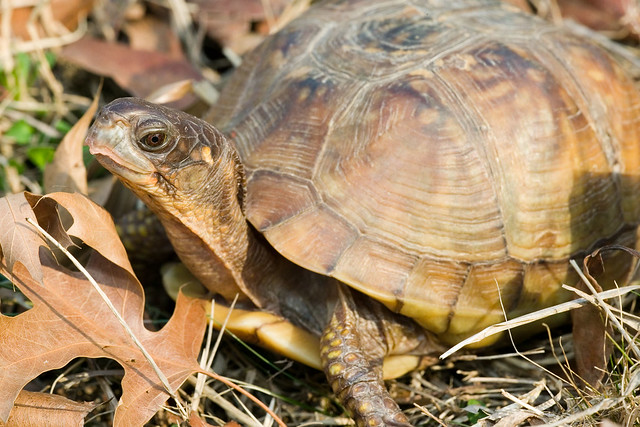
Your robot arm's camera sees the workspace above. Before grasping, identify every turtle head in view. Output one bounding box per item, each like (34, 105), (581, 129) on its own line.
(86, 97), (245, 217)
(87, 98), (252, 300)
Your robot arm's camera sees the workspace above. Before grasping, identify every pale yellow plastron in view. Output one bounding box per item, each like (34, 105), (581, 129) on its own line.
(162, 262), (421, 378)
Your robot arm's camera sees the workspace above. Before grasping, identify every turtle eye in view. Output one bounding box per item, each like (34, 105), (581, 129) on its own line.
(139, 131), (168, 151)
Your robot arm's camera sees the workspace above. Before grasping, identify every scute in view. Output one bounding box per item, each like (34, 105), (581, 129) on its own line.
(246, 170), (320, 230)
(208, 0), (640, 340)
(263, 204), (359, 273)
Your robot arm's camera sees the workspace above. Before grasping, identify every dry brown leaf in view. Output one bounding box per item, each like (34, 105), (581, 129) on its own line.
(491, 410), (539, 427)
(123, 15), (184, 57)
(60, 36), (202, 101)
(571, 250), (618, 388)
(4, 0), (94, 40)
(0, 192), (47, 283)
(43, 86), (101, 194)
(571, 300), (609, 387)
(45, 191), (133, 272)
(557, 0), (639, 38)
(1, 390), (97, 427)
(0, 192), (207, 426)
(146, 79), (194, 105)
(192, 0), (299, 54)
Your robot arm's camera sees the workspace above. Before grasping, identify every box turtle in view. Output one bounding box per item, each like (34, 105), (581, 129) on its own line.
(86, 0), (640, 424)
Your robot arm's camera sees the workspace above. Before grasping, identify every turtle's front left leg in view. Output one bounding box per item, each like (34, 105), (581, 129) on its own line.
(320, 286), (442, 427)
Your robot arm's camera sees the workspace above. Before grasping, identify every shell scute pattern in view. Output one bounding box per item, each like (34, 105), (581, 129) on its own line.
(208, 0), (640, 339)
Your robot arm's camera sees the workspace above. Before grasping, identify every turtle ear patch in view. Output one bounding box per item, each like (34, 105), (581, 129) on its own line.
(200, 146), (214, 164)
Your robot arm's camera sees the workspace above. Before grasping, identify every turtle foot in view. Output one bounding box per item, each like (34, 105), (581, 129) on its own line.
(320, 286), (413, 427)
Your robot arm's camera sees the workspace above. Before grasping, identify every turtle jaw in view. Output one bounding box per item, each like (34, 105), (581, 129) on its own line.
(86, 111), (158, 188)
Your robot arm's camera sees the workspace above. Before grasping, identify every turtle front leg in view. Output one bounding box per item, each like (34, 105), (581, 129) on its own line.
(320, 286), (439, 426)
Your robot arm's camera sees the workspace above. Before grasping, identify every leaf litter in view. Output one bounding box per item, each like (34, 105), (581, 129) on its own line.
(0, 192), (207, 426)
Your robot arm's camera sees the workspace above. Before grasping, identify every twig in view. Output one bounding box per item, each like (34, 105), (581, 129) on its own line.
(191, 299), (216, 412)
(0, 0), (14, 73)
(440, 284), (640, 359)
(198, 370), (288, 427)
(4, 109), (61, 138)
(500, 389), (545, 417)
(543, 397), (621, 426)
(414, 403), (447, 427)
(192, 294), (239, 412)
(207, 295), (239, 369)
(25, 217), (187, 419)
(186, 376), (262, 426)
(9, 18), (87, 56)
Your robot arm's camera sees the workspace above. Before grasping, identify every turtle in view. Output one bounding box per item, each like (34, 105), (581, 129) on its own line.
(85, 0), (640, 424)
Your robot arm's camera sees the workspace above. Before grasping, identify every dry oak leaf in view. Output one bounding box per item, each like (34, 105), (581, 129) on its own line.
(1, 390), (97, 427)
(43, 83), (102, 195)
(60, 36), (202, 107)
(0, 192), (207, 426)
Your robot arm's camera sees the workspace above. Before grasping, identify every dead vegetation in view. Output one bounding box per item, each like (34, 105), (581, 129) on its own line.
(1, 0), (640, 426)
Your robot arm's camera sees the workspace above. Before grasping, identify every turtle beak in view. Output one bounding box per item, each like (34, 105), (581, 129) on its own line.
(86, 103), (156, 183)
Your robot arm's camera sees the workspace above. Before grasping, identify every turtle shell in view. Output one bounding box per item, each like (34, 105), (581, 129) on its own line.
(208, 0), (640, 344)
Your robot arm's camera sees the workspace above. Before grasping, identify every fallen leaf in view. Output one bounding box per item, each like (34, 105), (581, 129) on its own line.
(503, 0), (532, 12)
(492, 410), (540, 427)
(4, 0), (94, 40)
(146, 79), (194, 105)
(192, 0), (301, 54)
(1, 390), (97, 427)
(123, 15), (184, 57)
(44, 85), (101, 195)
(572, 248), (619, 388)
(60, 36), (202, 106)
(45, 191), (133, 273)
(557, 0), (639, 38)
(0, 192), (207, 426)
(0, 192), (47, 283)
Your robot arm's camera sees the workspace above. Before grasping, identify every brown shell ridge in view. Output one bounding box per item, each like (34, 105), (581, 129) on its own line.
(406, 0), (504, 14)
(308, 0), (532, 84)
(267, 199), (359, 272)
(210, 17), (335, 135)
(307, 67), (511, 264)
(538, 34), (621, 166)
(309, 81), (366, 181)
(432, 31), (636, 260)
(539, 28), (640, 225)
(308, 32), (485, 87)
(427, 70), (508, 257)
(246, 168), (321, 229)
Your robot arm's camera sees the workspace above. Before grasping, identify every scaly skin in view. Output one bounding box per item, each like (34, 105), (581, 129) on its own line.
(321, 287), (412, 426)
